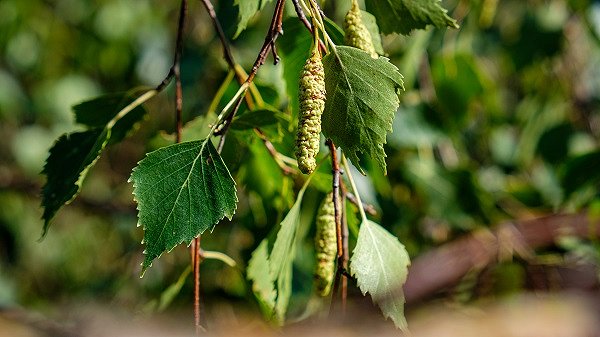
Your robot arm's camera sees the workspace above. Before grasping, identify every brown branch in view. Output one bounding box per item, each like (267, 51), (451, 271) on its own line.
(198, 0), (252, 110)
(248, 0), (286, 81)
(254, 129), (296, 175)
(198, 0), (242, 83)
(154, 0), (189, 93)
(198, 0), (292, 175)
(191, 236), (204, 334)
(213, 0), (285, 140)
(163, 0), (203, 332)
(327, 139), (347, 315)
(404, 213), (600, 305)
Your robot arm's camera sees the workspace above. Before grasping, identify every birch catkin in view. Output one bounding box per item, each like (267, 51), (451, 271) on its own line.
(344, 0), (378, 58)
(314, 192), (337, 297)
(295, 48), (326, 174)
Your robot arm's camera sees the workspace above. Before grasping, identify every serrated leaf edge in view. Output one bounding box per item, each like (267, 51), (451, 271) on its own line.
(129, 139), (238, 273)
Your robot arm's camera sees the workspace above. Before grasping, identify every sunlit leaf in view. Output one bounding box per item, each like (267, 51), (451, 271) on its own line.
(322, 46), (404, 174)
(247, 183), (310, 324)
(360, 10), (384, 55)
(130, 139), (238, 272)
(350, 219), (410, 330)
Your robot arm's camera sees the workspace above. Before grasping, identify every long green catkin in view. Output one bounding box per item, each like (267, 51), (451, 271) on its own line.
(344, 0), (378, 58)
(295, 47), (326, 174)
(314, 192), (337, 297)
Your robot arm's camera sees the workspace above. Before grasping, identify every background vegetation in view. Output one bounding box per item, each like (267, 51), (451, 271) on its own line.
(1, 0), (600, 332)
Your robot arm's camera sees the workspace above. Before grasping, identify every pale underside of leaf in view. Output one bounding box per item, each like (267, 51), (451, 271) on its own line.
(247, 240), (277, 314)
(361, 10), (385, 55)
(322, 46), (403, 174)
(350, 220), (410, 330)
(130, 139), (238, 273)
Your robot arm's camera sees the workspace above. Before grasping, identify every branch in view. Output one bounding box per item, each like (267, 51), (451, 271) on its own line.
(404, 213), (600, 305)
(327, 139), (348, 315)
(345, 192), (377, 216)
(161, 1), (203, 332)
(198, 0), (247, 87)
(290, 0), (327, 52)
(201, 0), (286, 160)
(254, 129), (296, 175)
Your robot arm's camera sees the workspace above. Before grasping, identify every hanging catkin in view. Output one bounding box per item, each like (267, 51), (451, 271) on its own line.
(314, 192), (337, 297)
(295, 46), (326, 175)
(344, 0), (378, 58)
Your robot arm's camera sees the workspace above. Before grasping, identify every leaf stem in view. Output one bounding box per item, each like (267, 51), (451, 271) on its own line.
(106, 90), (157, 130)
(201, 250), (237, 267)
(207, 70), (236, 117)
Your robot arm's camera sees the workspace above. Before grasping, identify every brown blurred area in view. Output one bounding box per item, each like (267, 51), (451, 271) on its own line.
(1, 292), (598, 337)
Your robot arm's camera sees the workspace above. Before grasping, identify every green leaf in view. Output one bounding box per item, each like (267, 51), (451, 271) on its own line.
(73, 89), (148, 144)
(231, 108), (288, 142)
(269, 184), (307, 323)
(230, 108), (287, 130)
(233, 0), (272, 38)
(322, 46), (404, 174)
(41, 128), (110, 236)
(247, 183), (310, 324)
(247, 240), (277, 316)
(361, 10), (385, 55)
(324, 17), (346, 45)
(130, 139), (238, 272)
(350, 219), (410, 331)
(366, 0), (459, 35)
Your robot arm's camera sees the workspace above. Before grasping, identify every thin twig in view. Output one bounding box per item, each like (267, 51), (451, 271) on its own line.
(345, 192), (377, 216)
(165, 0), (203, 332)
(208, 0), (286, 152)
(327, 139), (347, 315)
(290, 0), (327, 52)
(155, 0), (187, 94)
(192, 237), (203, 333)
(199, 0), (241, 82)
(254, 129), (296, 175)
(341, 186), (349, 312)
(198, 0), (253, 110)
(198, 0), (298, 179)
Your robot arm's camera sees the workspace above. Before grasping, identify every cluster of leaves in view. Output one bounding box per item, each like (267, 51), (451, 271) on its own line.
(35, 0), (600, 331)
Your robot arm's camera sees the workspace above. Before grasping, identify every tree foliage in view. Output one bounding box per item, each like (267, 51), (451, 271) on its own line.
(2, 0), (599, 332)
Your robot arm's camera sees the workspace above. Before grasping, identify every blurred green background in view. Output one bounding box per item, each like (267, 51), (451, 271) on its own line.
(1, 0), (600, 326)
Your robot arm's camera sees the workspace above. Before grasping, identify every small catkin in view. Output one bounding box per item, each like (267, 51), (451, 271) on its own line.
(295, 49), (326, 175)
(343, 0), (378, 58)
(314, 192), (337, 297)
